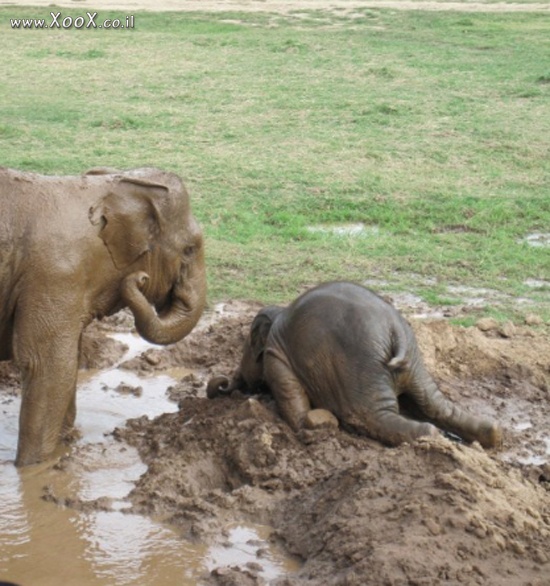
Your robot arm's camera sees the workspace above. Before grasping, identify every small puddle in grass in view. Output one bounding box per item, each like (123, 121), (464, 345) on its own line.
(0, 333), (297, 586)
(520, 232), (550, 248)
(307, 222), (379, 237)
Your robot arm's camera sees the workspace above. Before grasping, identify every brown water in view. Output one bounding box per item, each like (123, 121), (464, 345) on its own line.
(0, 334), (297, 586)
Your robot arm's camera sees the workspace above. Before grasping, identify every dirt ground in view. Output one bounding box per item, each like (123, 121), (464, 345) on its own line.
(57, 297), (550, 585)
(118, 302), (550, 586)
(2, 296), (549, 584)
(119, 299), (550, 586)
(126, 298), (550, 585)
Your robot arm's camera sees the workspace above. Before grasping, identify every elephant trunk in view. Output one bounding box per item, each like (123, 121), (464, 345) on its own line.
(122, 255), (207, 346)
(206, 370), (245, 399)
(206, 375), (231, 398)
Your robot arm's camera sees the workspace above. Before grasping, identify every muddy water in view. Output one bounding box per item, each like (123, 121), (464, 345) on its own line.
(0, 334), (295, 586)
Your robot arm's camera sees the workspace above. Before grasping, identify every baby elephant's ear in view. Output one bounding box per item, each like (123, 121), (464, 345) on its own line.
(89, 176), (168, 269)
(250, 306), (283, 362)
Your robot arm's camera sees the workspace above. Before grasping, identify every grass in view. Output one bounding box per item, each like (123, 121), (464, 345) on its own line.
(0, 7), (549, 322)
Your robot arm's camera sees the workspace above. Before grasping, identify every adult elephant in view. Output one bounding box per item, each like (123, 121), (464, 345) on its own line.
(0, 166), (206, 466)
(207, 282), (502, 449)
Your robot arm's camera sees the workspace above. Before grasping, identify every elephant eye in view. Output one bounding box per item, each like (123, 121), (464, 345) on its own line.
(183, 245), (195, 257)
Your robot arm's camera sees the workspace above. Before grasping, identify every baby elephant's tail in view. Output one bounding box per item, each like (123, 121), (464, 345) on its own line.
(387, 324), (409, 370)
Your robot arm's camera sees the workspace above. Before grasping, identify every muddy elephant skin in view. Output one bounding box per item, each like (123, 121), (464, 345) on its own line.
(208, 282), (502, 448)
(0, 166), (206, 466)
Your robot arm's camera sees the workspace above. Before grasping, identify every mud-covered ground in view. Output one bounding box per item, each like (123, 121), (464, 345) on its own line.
(4, 296), (548, 585)
(119, 299), (550, 586)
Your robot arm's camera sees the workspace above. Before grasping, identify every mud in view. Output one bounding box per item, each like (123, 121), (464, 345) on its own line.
(114, 299), (550, 585)
(1, 298), (549, 585)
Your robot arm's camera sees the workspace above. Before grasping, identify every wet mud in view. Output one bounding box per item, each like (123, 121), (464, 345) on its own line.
(1, 300), (549, 585)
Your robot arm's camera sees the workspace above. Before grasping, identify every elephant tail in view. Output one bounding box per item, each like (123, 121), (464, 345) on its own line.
(387, 325), (409, 371)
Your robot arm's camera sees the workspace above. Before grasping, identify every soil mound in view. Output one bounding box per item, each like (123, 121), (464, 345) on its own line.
(2, 300), (548, 584)
(113, 301), (549, 585)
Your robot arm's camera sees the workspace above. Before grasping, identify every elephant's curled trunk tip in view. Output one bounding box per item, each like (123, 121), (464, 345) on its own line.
(206, 375), (231, 399)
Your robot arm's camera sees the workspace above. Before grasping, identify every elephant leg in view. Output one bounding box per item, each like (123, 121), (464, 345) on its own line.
(352, 376), (439, 446)
(404, 360), (502, 448)
(13, 306), (81, 466)
(63, 389), (77, 435)
(263, 350), (311, 431)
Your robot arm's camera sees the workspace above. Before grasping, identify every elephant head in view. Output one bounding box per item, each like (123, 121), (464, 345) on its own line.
(88, 167), (206, 345)
(206, 306), (283, 398)
(2, 166), (206, 467)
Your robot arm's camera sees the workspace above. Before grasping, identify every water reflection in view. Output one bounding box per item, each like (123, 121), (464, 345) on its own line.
(77, 511), (209, 586)
(0, 333), (294, 585)
(206, 524), (299, 580)
(3, 464), (100, 585)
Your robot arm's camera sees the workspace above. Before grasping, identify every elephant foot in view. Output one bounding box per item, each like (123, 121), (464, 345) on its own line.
(62, 426), (82, 445)
(409, 421), (440, 442)
(380, 420), (441, 445)
(303, 409), (339, 430)
(474, 421), (503, 449)
(15, 439), (56, 468)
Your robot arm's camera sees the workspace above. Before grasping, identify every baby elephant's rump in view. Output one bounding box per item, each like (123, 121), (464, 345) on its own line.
(208, 281), (502, 448)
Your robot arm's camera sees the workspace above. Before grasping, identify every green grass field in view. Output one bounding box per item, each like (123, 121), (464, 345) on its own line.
(1, 6), (548, 322)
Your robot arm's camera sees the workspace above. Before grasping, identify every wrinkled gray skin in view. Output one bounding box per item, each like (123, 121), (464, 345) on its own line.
(0, 167), (206, 466)
(208, 282), (502, 448)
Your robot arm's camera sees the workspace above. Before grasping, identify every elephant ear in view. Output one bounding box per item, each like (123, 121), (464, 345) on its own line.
(89, 175), (169, 269)
(250, 306), (283, 362)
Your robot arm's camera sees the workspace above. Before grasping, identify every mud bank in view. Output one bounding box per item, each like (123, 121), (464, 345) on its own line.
(114, 300), (549, 585)
(2, 300), (549, 585)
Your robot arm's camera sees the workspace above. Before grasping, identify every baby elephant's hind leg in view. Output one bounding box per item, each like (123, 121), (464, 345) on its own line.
(263, 350), (311, 431)
(405, 362), (502, 448)
(350, 371), (439, 445)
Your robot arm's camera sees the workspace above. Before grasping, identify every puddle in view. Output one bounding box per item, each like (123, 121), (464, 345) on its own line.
(0, 333), (295, 586)
(306, 222), (379, 237)
(520, 232), (550, 248)
(494, 397), (550, 468)
(524, 278), (550, 289)
(206, 524), (300, 579)
(446, 285), (504, 307)
(391, 292), (447, 319)
(361, 279), (546, 318)
(513, 421), (533, 432)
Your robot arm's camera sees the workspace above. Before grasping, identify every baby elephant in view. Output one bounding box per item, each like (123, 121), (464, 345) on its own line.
(208, 282), (502, 448)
